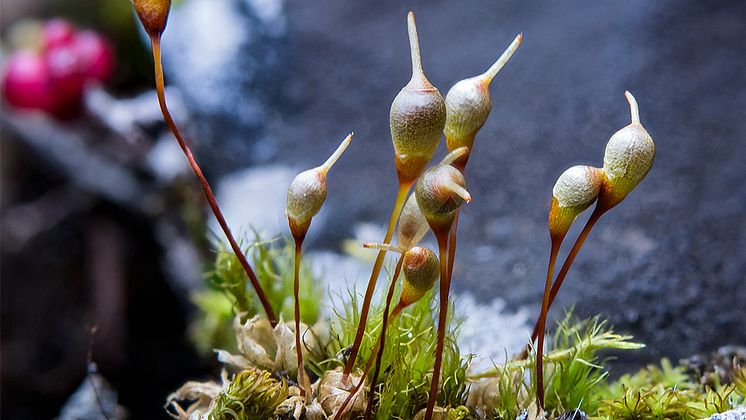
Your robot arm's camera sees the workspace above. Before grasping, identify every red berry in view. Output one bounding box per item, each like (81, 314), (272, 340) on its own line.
(72, 30), (115, 82)
(42, 18), (77, 50)
(44, 45), (86, 103)
(2, 51), (58, 112)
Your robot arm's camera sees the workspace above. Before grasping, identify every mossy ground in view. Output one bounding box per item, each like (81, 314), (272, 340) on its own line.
(181, 236), (745, 419)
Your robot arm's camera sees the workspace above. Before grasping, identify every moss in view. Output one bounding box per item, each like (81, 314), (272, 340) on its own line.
(181, 239), (746, 419)
(209, 368), (288, 420)
(192, 234), (323, 355)
(595, 358), (745, 419)
(328, 275), (471, 419)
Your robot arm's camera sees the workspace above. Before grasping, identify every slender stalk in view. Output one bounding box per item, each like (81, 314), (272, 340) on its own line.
(425, 231), (451, 420)
(337, 256), (405, 418)
(293, 237), (310, 397)
(363, 256), (405, 419)
(150, 37), (277, 326)
(530, 207), (605, 342)
(343, 182), (412, 377)
(446, 213), (458, 297)
(535, 237), (562, 408)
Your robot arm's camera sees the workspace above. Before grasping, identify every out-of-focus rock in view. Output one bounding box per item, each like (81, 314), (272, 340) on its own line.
(160, 0), (288, 172)
(58, 364), (127, 420)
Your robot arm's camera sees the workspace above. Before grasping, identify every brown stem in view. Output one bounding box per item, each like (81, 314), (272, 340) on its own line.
(529, 207), (605, 343)
(150, 37), (276, 326)
(536, 237), (562, 408)
(389, 301), (405, 321)
(337, 256), (405, 418)
(293, 237), (310, 397)
(364, 255), (405, 419)
(447, 211), (459, 288)
(344, 182), (412, 377)
(425, 231), (451, 420)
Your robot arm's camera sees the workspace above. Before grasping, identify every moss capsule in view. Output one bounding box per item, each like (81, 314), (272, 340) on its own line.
(133, 0), (171, 37)
(444, 34), (522, 167)
(549, 165), (604, 238)
(599, 91), (655, 210)
(286, 133), (352, 239)
(390, 12), (446, 183)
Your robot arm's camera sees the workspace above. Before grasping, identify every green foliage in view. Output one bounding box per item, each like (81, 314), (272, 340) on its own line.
(188, 238), (746, 419)
(600, 358), (695, 398)
(189, 289), (236, 355)
(192, 235), (323, 354)
(327, 271), (472, 419)
(471, 310), (645, 418)
(540, 314), (623, 414)
(733, 364), (746, 399)
(248, 236), (322, 325)
(594, 358), (745, 419)
(209, 368), (288, 419)
(489, 364), (527, 420)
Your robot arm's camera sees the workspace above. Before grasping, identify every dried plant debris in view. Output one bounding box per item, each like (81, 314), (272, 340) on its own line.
(681, 346), (746, 390)
(316, 368), (366, 418)
(166, 368), (287, 419)
(215, 314), (329, 380)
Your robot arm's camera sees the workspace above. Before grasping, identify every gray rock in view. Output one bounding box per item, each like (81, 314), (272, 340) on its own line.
(160, 0), (288, 172)
(161, 0), (745, 368)
(706, 407), (746, 420)
(260, 0), (746, 369)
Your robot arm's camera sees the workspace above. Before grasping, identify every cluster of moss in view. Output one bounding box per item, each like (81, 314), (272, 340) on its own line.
(328, 286), (471, 418)
(185, 240), (745, 419)
(190, 236), (322, 355)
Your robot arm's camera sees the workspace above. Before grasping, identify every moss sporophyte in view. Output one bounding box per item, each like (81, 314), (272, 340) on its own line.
(124, 4), (739, 419)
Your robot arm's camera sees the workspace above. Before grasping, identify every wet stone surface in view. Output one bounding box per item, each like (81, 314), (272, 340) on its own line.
(166, 0), (746, 368)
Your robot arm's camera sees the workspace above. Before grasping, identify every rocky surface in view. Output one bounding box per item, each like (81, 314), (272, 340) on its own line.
(165, 0), (746, 368)
(707, 407), (746, 420)
(3, 1), (745, 417)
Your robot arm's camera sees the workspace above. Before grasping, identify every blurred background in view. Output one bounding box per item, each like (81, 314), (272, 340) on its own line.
(1, 0), (745, 418)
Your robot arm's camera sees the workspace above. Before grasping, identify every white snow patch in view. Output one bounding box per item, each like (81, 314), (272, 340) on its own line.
(147, 135), (190, 181)
(454, 293), (532, 371)
(307, 247), (533, 367)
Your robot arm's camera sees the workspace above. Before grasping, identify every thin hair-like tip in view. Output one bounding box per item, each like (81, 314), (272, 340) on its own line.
(321, 132), (354, 173)
(482, 32), (524, 84)
(441, 147), (470, 166)
(624, 90), (641, 124)
(406, 11), (423, 75)
(443, 178), (472, 204)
